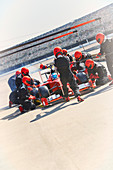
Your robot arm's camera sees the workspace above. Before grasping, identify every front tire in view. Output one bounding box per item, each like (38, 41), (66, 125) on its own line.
(38, 86), (50, 98)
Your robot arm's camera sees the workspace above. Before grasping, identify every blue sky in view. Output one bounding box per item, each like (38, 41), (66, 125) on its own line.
(0, 0), (112, 50)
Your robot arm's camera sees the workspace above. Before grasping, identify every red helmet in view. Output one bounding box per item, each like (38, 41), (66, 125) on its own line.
(74, 51), (82, 60)
(53, 46), (63, 57)
(85, 59), (94, 69)
(22, 76), (33, 86)
(63, 49), (67, 55)
(21, 67), (29, 76)
(15, 70), (21, 76)
(40, 64), (47, 69)
(96, 33), (105, 44)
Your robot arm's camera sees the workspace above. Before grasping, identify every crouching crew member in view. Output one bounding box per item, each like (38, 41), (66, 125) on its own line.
(53, 46), (84, 103)
(8, 70), (21, 92)
(9, 67), (40, 111)
(85, 59), (109, 86)
(73, 50), (93, 71)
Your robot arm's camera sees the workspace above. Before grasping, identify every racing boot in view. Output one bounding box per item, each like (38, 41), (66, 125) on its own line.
(19, 105), (24, 113)
(9, 101), (13, 108)
(109, 80), (113, 86)
(108, 75), (113, 81)
(65, 96), (70, 102)
(89, 79), (96, 89)
(77, 96), (84, 103)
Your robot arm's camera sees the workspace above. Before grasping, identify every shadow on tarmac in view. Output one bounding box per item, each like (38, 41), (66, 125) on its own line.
(1, 84), (113, 122)
(30, 84), (113, 123)
(84, 84), (113, 100)
(0, 104), (18, 111)
(1, 109), (24, 121)
(30, 101), (78, 123)
(0, 106), (11, 111)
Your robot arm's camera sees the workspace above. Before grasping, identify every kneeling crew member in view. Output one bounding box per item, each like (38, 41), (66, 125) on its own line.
(85, 59), (108, 86)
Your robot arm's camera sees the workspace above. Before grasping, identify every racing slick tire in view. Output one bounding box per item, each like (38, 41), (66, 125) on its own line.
(30, 87), (39, 98)
(76, 72), (88, 84)
(9, 90), (19, 104)
(22, 100), (36, 111)
(38, 86), (50, 98)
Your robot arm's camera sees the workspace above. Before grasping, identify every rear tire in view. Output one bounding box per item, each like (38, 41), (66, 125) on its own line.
(76, 72), (88, 84)
(9, 90), (19, 104)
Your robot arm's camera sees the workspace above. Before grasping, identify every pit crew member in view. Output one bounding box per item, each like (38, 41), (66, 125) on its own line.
(85, 59), (109, 86)
(96, 33), (113, 85)
(53, 46), (84, 103)
(63, 48), (73, 62)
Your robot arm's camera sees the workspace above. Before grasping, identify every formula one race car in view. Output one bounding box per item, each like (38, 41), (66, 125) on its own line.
(37, 65), (94, 107)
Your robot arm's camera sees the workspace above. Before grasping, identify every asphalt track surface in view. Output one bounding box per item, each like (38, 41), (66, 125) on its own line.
(0, 47), (113, 170)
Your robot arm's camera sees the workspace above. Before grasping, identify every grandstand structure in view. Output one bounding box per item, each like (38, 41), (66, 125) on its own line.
(0, 3), (113, 74)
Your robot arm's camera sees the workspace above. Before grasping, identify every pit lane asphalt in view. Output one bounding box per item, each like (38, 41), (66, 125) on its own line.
(0, 54), (113, 169)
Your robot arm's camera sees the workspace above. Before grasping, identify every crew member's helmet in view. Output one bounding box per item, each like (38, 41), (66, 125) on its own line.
(53, 46), (63, 57)
(15, 70), (21, 76)
(22, 76), (34, 86)
(74, 51), (82, 60)
(21, 67), (29, 76)
(51, 73), (57, 80)
(63, 49), (67, 55)
(96, 33), (105, 44)
(85, 59), (94, 69)
(40, 64), (47, 69)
